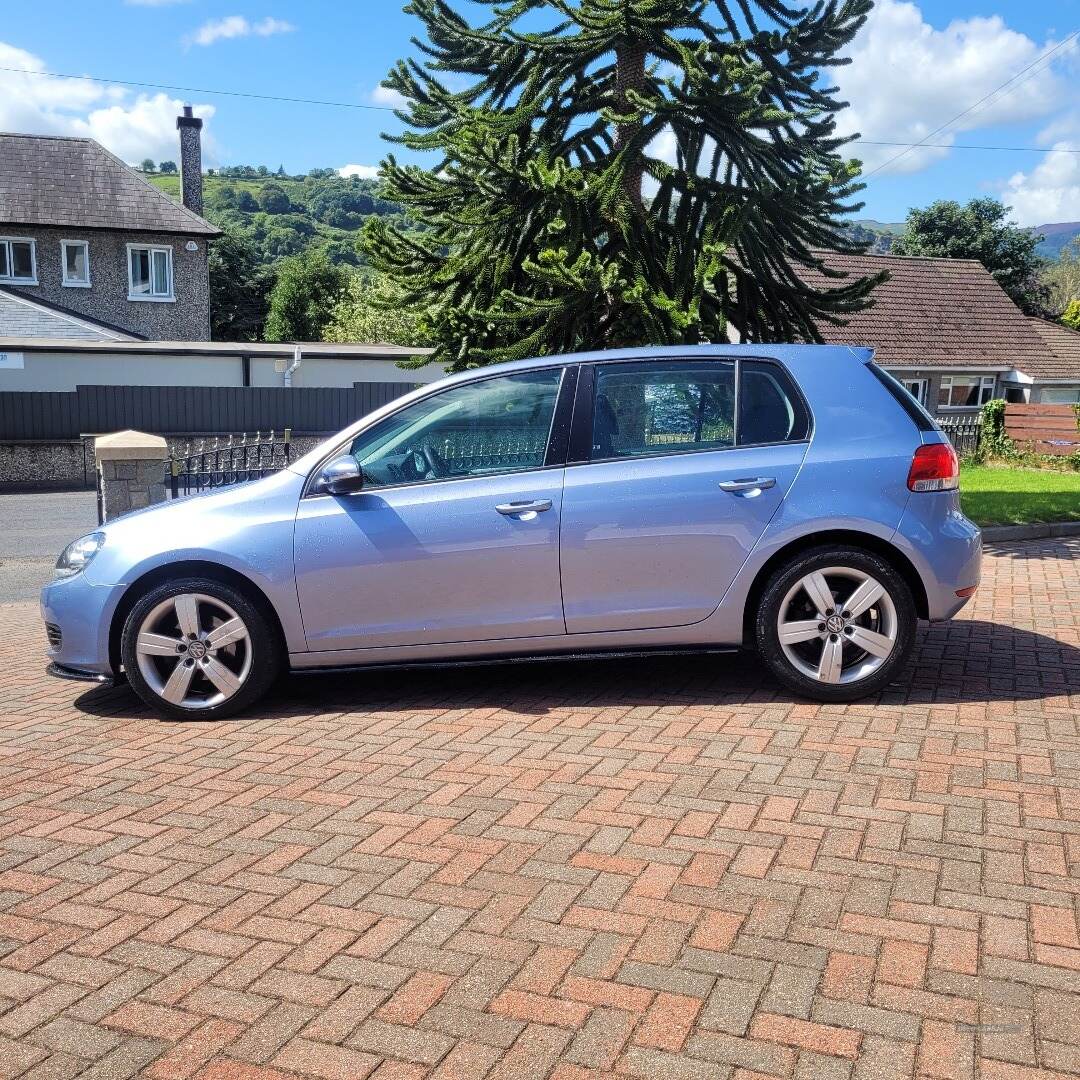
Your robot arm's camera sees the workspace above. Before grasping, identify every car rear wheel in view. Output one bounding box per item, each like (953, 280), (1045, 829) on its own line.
(120, 577), (280, 720)
(755, 546), (916, 702)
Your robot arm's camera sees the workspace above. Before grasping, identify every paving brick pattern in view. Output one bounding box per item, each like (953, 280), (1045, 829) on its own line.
(1, 537), (1077, 1080)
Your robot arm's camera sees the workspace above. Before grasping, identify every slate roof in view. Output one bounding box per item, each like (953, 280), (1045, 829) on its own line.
(0, 133), (218, 236)
(802, 252), (1049, 373)
(0, 287), (139, 341)
(1026, 318), (1080, 380)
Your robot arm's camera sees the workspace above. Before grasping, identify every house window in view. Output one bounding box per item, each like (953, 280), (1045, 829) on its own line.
(1040, 387), (1080, 404)
(127, 245), (173, 301)
(900, 378), (928, 405)
(0, 238), (37, 284)
(61, 240), (90, 287)
(938, 375), (995, 408)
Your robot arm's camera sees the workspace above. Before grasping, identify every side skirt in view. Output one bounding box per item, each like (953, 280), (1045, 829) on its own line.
(288, 644), (741, 679)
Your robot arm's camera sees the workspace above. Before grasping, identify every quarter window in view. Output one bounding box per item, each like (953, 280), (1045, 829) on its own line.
(590, 361), (736, 460)
(61, 240), (90, 286)
(347, 369), (563, 488)
(939, 375), (995, 408)
(127, 245), (173, 300)
(0, 238), (36, 283)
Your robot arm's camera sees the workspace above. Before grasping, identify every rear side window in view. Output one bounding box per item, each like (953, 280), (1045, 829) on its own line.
(739, 361), (810, 445)
(868, 363), (938, 432)
(590, 361), (735, 460)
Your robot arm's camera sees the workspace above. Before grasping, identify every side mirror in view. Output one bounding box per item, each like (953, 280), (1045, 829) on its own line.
(316, 455), (365, 495)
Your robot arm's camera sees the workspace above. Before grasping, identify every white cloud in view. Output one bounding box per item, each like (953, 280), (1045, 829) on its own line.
(338, 164), (380, 179)
(0, 40), (215, 163)
(186, 15), (295, 48)
(1000, 115), (1080, 225)
(834, 0), (1072, 174)
(371, 85), (408, 110)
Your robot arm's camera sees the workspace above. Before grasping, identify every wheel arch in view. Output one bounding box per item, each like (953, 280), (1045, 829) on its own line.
(741, 529), (929, 647)
(108, 560), (288, 676)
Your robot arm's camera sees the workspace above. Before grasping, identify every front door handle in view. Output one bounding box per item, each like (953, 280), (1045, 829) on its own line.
(495, 499), (552, 519)
(718, 477), (776, 495)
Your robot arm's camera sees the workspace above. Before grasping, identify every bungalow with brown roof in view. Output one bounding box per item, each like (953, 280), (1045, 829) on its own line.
(802, 252), (1080, 413)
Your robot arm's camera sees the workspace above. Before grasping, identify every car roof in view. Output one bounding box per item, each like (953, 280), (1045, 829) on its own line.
(435, 343), (874, 383)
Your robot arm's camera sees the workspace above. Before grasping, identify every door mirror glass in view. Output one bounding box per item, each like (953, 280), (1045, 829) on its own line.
(316, 455), (365, 495)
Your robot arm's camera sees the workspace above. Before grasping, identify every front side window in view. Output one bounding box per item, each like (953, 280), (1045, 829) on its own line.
(939, 375), (995, 408)
(590, 361), (736, 460)
(61, 240), (90, 286)
(128, 245), (173, 299)
(0, 238), (36, 283)
(347, 368), (563, 488)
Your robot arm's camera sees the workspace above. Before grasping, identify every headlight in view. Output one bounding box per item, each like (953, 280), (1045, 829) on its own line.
(54, 532), (105, 579)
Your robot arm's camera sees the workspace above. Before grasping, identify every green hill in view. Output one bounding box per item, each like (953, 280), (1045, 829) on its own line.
(144, 168), (403, 268)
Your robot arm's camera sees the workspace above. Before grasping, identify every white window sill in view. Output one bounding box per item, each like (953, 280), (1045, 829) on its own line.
(0, 277), (38, 286)
(127, 294), (176, 303)
(62, 280), (92, 288)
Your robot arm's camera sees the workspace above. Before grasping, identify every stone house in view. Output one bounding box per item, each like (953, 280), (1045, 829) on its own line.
(803, 252), (1080, 413)
(0, 108), (218, 342)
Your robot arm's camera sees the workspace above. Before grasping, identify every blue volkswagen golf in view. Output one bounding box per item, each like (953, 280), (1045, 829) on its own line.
(42, 345), (981, 719)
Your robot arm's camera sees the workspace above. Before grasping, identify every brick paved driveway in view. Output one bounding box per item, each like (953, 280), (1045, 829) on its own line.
(0, 539), (1077, 1080)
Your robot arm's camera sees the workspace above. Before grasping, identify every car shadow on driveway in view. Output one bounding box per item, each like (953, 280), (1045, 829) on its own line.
(73, 619), (1079, 722)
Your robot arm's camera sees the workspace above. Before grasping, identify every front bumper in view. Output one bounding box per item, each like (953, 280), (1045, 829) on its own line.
(40, 571), (124, 678)
(46, 662), (113, 685)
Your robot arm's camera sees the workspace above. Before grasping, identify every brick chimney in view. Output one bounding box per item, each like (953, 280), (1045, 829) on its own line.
(176, 105), (204, 215)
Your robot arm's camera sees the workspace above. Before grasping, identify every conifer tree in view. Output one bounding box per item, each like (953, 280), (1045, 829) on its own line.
(364, 0), (885, 370)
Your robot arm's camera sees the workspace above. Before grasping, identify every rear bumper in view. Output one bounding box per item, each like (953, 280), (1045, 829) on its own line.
(893, 494), (982, 620)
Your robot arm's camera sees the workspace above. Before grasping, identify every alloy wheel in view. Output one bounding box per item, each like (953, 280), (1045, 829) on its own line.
(776, 566), (898, 685)
(134, 592), (252, 711)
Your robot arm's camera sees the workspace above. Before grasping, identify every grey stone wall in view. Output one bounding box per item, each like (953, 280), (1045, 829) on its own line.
(99, 457), (167, 519)
(5, 226), (211, 340)
(0, 433), (328, 490)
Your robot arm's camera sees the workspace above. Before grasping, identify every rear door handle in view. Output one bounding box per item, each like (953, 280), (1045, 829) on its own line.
(495, 499), (552, 518)
(718, 477), (776, 494)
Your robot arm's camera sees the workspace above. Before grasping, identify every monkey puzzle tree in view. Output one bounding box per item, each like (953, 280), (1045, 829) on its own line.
(364, 0), (884, 370)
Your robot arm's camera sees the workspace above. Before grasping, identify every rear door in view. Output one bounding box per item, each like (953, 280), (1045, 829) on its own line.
(559, 357), (810, 634)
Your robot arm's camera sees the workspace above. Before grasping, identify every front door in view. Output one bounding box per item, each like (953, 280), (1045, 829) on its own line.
(560, 358), (810, 634)
(294, 367), (568, 652)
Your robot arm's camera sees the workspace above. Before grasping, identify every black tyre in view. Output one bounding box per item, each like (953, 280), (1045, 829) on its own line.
(755, 545), (916, 702)
(120, 576), (281, 720)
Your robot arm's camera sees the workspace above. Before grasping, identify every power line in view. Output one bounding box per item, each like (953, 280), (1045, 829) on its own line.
(863, 28), (1080, 177)
(2, 64), (1078, 157)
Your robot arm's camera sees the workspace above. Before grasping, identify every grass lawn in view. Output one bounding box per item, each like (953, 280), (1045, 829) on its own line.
(959, 465), (1080, 526)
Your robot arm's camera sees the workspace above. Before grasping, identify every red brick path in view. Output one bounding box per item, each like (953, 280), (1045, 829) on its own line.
(0, 538), (1077, 1079)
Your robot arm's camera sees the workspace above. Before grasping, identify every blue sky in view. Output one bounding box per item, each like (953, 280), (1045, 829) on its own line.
(1, 0), (1077, 225)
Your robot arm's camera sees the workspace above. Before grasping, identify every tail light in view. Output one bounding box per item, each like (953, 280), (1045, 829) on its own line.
(907, 442), (959, 492)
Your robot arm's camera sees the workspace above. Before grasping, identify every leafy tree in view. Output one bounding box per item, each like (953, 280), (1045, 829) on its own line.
(325, 272), (433, 347)
(236, 189), (260, 213)
(264, 249), (350, 342)
(258, 183), (292, 214)
(208, 225), (276, 341)
(1043, 238), (1080, 317)
(159, 160), (177, 174)
(1062, 299), (1080, 332)
(140, 158), (156, 173)
(892, 198), (1049, 315)
(363, 0), (881, 371)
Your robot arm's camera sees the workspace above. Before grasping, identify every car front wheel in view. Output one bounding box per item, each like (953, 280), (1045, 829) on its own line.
(755, 546), (916, 702)
(120, 577), (280, 720)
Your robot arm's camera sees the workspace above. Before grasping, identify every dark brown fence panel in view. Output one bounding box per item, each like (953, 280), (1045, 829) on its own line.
(0, 383), (418, 441)
(0, 391), (80, 439)
(1004, 404), (1080, 456)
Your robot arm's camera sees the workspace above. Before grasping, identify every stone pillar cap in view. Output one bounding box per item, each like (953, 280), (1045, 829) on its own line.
(95, 430), (170, 461)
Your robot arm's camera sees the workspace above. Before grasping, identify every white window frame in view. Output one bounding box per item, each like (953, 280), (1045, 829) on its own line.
(900, 377), (929, 406)
(60, 239), (91, 288)
(939, 374), (996, 409)
(0, 237), (38, 285)
(126, 243), (174, 302)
